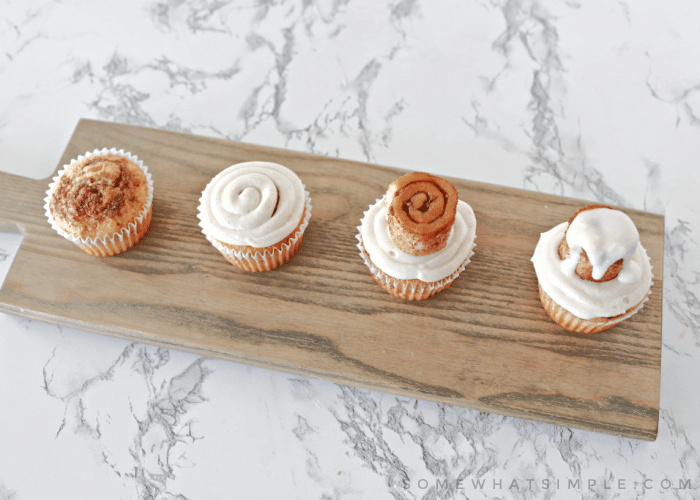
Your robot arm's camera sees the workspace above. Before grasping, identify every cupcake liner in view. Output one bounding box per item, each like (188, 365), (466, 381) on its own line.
(44, 148), (154, 257)
(201, 191), (312, 272)
(537, 283), (651, 334)
(355, 228), (475, 301)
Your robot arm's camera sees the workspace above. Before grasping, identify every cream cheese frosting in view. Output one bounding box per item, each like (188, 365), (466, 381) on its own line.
(360, 197), (476, 282)
(531, 209), (652, 320)
(564, 208), (641, 283)
(198, 161), (306, 248)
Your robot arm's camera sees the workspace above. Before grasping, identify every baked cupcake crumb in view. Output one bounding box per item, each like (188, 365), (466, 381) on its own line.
(50, 154), (148, 240)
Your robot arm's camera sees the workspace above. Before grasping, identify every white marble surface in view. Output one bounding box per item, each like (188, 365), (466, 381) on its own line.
(1, 1), (700, 498)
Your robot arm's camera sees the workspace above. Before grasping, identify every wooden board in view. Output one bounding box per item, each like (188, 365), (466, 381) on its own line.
(0, 119), (663, 440)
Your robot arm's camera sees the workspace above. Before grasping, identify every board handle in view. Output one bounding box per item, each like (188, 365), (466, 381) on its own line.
(0, 169), (55, 231)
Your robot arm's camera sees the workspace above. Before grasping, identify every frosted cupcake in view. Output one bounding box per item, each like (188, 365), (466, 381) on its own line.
(198, 161), (311, 272)
(357, 172), (476, 300)
(45, 148), (153, 257)
(531, 205), (653, 333)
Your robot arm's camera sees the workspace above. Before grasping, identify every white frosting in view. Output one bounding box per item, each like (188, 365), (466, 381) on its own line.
(564, 208), (641, 282)
(531, 212), (653, 319)
(360, 197), (476, 282)
(198, 161), (306, 247)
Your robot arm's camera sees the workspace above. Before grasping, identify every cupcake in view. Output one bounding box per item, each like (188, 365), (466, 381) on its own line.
(44, 148), (153, 257)
(531, 205), (653, 333)
(357, 172), (476, 300)
(197, 161), (311, 272)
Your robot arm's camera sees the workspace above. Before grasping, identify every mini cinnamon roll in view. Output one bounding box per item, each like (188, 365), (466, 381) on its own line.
(557, 205), (625, 283)
(384, 172), (458, 256)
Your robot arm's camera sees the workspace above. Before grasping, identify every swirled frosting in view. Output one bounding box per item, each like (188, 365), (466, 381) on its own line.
(531, 208), (652, 319)
(198, 161), (306, 248)
(361, 197), (476, 282)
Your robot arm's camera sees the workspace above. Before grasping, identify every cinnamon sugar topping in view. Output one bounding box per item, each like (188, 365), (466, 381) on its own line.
(49, 154), (149, 240)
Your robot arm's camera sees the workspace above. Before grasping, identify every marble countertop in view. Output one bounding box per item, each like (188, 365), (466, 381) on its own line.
(2, 1), (699, 498)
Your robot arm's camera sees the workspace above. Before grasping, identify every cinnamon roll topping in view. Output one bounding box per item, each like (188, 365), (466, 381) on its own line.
(384, 172), (458, 256)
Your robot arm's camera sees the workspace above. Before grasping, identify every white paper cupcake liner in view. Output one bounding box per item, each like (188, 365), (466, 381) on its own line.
(355, 221), (475, 301)
(200, 190), (312, 271)
(538, 277), (652, 334)
(44, 148), (154, 257)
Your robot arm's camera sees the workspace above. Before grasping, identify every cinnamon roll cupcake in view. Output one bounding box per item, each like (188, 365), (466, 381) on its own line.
(357, 172), (476, 300)
(531, 205), (653, 333)
(44, 148), (154, 256)
(197, 161), (311, 271)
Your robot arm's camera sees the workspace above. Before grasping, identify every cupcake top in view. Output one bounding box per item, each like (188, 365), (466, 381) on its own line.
(48, 153), (149, 240)
(531, 206), (652, 319)
(361, 172), (476, 282)
(361, 198), (476, 282)
(198, 161), (306, 248)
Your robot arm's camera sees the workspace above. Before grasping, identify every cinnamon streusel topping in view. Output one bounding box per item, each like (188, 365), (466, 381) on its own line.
(49, 154), (149, 240)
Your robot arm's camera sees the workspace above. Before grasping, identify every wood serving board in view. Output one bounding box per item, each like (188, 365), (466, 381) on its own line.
(0, 119), (663, 440)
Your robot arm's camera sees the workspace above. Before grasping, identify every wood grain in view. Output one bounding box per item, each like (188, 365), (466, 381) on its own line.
(0, 119), (663, 440)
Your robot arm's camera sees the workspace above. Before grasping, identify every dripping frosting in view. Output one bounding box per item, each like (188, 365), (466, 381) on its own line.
(563, 208), (641, 283)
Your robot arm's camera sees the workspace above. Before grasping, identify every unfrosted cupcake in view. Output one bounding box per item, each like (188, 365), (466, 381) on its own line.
(357, 172), (476, 300)
(45, 148), (153, 256)
(197, 161), (311, 272)
(531, 205), (653, 333)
